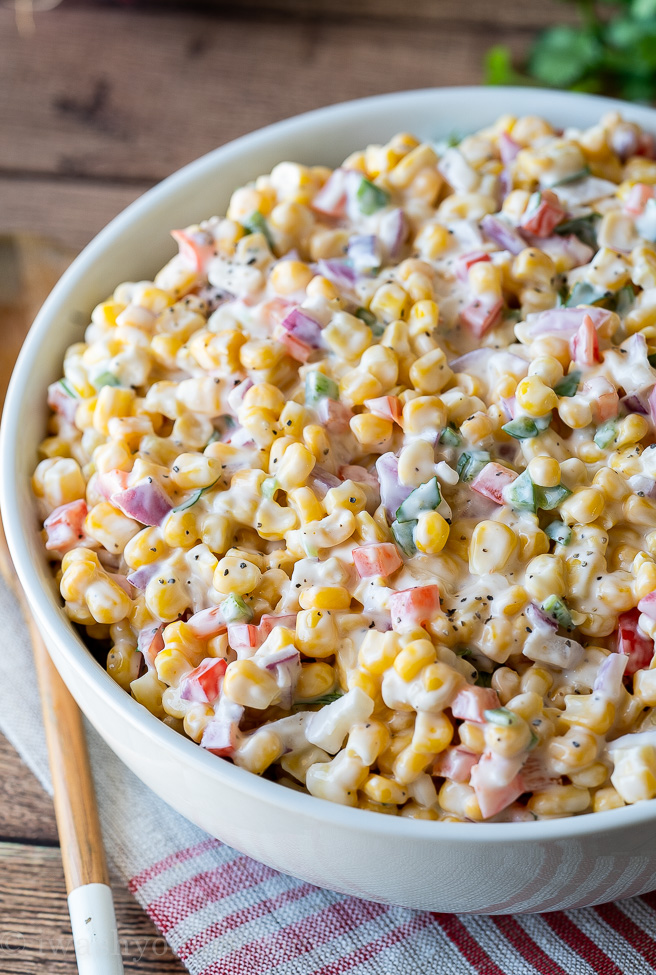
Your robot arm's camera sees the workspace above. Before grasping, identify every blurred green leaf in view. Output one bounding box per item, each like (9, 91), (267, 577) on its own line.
(633, 0), (656, 19)
(484, 45), (527, 85)
(528, 26), (603, 87)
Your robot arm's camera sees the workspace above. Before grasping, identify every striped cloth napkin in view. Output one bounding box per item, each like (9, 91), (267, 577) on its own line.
(2, 578), (656, 975)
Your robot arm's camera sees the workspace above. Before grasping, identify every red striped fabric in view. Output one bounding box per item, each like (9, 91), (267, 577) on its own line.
(130, 840), (656, 975)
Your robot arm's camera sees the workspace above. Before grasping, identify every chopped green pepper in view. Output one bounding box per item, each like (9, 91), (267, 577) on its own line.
(550, 166), (590, 187)
(554, 370), (581, 397)
(555, 213), (600, 250)
(220, 593), (254, 624)
(172, 476), (220, 512)
(594, 420), (618, 449)
(242, 210), (274, 250)
(484, 707), (519, 726)
(356, 178), (390, 215)
(58, 378), (77, 398)
(391, 519), (417, 557)
(94, 371), (121, 389)
(457, 450), (491, 482)
(395, 477), (441, 523)
(541, 593), (574, 630)
(545, 521), (573, 546)
(439, 426), (461, 447)
(537, 482), (572, 511)
(305, 371), (338, 406)
(565, 282), (611, 308)
(502, 416), (540, 440)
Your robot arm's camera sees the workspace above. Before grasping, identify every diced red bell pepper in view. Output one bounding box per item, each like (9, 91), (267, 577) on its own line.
(43, 499), (88, 552)
(638, 590), (656, 621)
(470, 753), (526, 819)
(460, 296), (503, 339)
(137, 623), (165, 668)
(171, 228), (215, 273)
(389, 584), (441, 629)
(432, 746), (478, 784)
(471, 463), (518, 505)
(186, 607), (228, 640)
(583, 377), (618, 423)
(570, 313), (601, 367)
(259, 614), (298, 639)
(520, 189), (566, 237)
(200, 699), (243, 756)
(450, 686), (500, 723)
(47, 381), (78, 424)
(616, 608), (654, 676)
(96, 468), (130, 501)
(363, 396), (403, 425)
(455, 250), (491, 283)
(353, 543), (403, 579)
(625, 183), (654, 216)
(227, 623), (262, 653)
(274, 328), (314, 362)
(180, 657), (227, 704)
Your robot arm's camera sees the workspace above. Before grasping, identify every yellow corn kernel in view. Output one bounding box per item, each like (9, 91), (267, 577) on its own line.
(527, 784), (590, 818)
(145, 575), (189, 623)
(413, 711), (453, 755)
(299, 585), (351, 610)
(130, 671), (167, 718)
(616, 414), (649, 448)
(415, 510), (449, 555)
(401, 396), (447, 438)
(123, 527), (167, 568)
(408, 298), (439, 333)
(323, 313), (372, 360)
(213, 555), (261, 596)
(497, 585), (530, 617)
(235, 730), (283, 775)
(484, 714), (533, 758)
(561, 694), (615, 735)
(169, 453), (221, 491)
(515, 376), (558, 416)
(409, 348), (452, 395)
(324, 482), (367, 517)
(469, 521), (517, 576)
(239, 339), (284, 371)
(524, 553), (565, 602)
(276, 442), (316, 491)
(393, 744), (434, 785)
(560, 488), (605, 526)
(610, 745), (656, 803)
(349, 413), (393, 448)
(520, 666), (553, 696)
(458, 721), (485, 754)
(358, 630), (401, 675)
(339, 369), (382, 407)
(92, 386), (135, 436)
(296, 608), (339, 658)
(347, 667), (379, 700)
(512, 248), (556, 288)
(460, 412), (494, 443)
(35, 457), (86, 509)
(155, 646), (194, 686)
(296, 662), (336, 701)
(634, 560), (656, 601)
(84, 502), (140, 554)
(198, 512), (232, 555)
(287, 486), (324, 525)
(91, 299), (124, 329)
(394, 639), (437, 682)
(592, 786), (625, 812)
(243, 381), (286, 416)
(416, 222), (451, 260)
(468, 260), (503, 297)
(527, 456), (561, 488)
(370, 283), (410, 324)
(363, 774), (408, 805)
(223, 659), (280, 709)
(528, 355), (564, 388)
(634, 669), (656, 706)
(278, 400), (307, 438)
(546, 727), (599, 774)
(388, 143), (438, 188)
(269, 259), (314, 295)
(161, 509), (199, 549)
(479, 618), (515, 664)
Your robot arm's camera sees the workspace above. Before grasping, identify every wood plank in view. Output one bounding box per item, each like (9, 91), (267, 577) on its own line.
(0, 178), (146, 252)
(0, 6), (527, 184)
(0, 734), (58, 845)
(0, 843), (186, 973)
(76, 0), (577, 29)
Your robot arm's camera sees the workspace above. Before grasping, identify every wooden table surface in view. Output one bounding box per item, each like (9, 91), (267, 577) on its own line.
(0, 0), (565, 970)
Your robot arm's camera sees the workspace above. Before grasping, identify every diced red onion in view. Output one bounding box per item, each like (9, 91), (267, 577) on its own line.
(47, 381), (79, 424)
(309, 466), (341, 498)
(227, 378), (253, 414)
(316, 398), (353, 432)
(378, 208), (407, 260)
(347, 235), (383, 274)
(501, 396), (516, 420)
(317, 259), (358, 290)
(525, 602), (558, 633)
(339, 465), (379, 489)
(112, 480), (173, 527)
(127, 562), (162, 591)
(523, 306), (612, 340)
(480, 214), (526, 255)
(628, 475), (656, 499)
(593, 651), (628, 701)
(621, 392), (650, 416)
(279, 308), (323, 348)
(376, 452), (412, 519)
(499, 132), (521, 165)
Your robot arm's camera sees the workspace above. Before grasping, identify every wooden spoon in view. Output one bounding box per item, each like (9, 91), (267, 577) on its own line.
(0, 233), (124, 975)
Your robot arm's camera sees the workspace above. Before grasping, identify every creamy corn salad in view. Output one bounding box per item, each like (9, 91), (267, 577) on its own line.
(33, 112), (656, 822)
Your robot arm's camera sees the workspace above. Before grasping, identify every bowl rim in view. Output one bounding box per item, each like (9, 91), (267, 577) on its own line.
(4, 84), (656, 845)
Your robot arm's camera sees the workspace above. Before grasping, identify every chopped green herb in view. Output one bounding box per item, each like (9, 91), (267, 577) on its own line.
(172, 476), (220, 513)
(58, 378), (77, 399)
(484, 707), (519, 727)
(356, 178), (390, 215)
(550, 166), (591, 188)
(502, 416), (540, 440)
(94, 371), (121, 389)
(242, 210), (274, 251)
(355, 307), (376, 327)
(457, 450), (490, 482)
(395, 477), (441, 523)
(220, 593), (253, 624)
(391, 519), (416, 557)
(439, 426), (461, 447)
(305, 371), (338, 406)
(565, 282), (611, 308)
(541, 593), (574, 631)
(475, 671), (493, 688)
(555, 214), (600, 250)
(554, 370), (581, 398)
(545, 521), (572, 546)
(594, 420), (618, 449)
(311, 690), (343, 706)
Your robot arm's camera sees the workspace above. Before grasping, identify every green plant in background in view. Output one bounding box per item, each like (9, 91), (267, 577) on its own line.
(486, 0), (656, 101)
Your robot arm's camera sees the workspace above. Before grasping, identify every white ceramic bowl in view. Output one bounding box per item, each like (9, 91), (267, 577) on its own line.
(4, 87), (656, 915)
